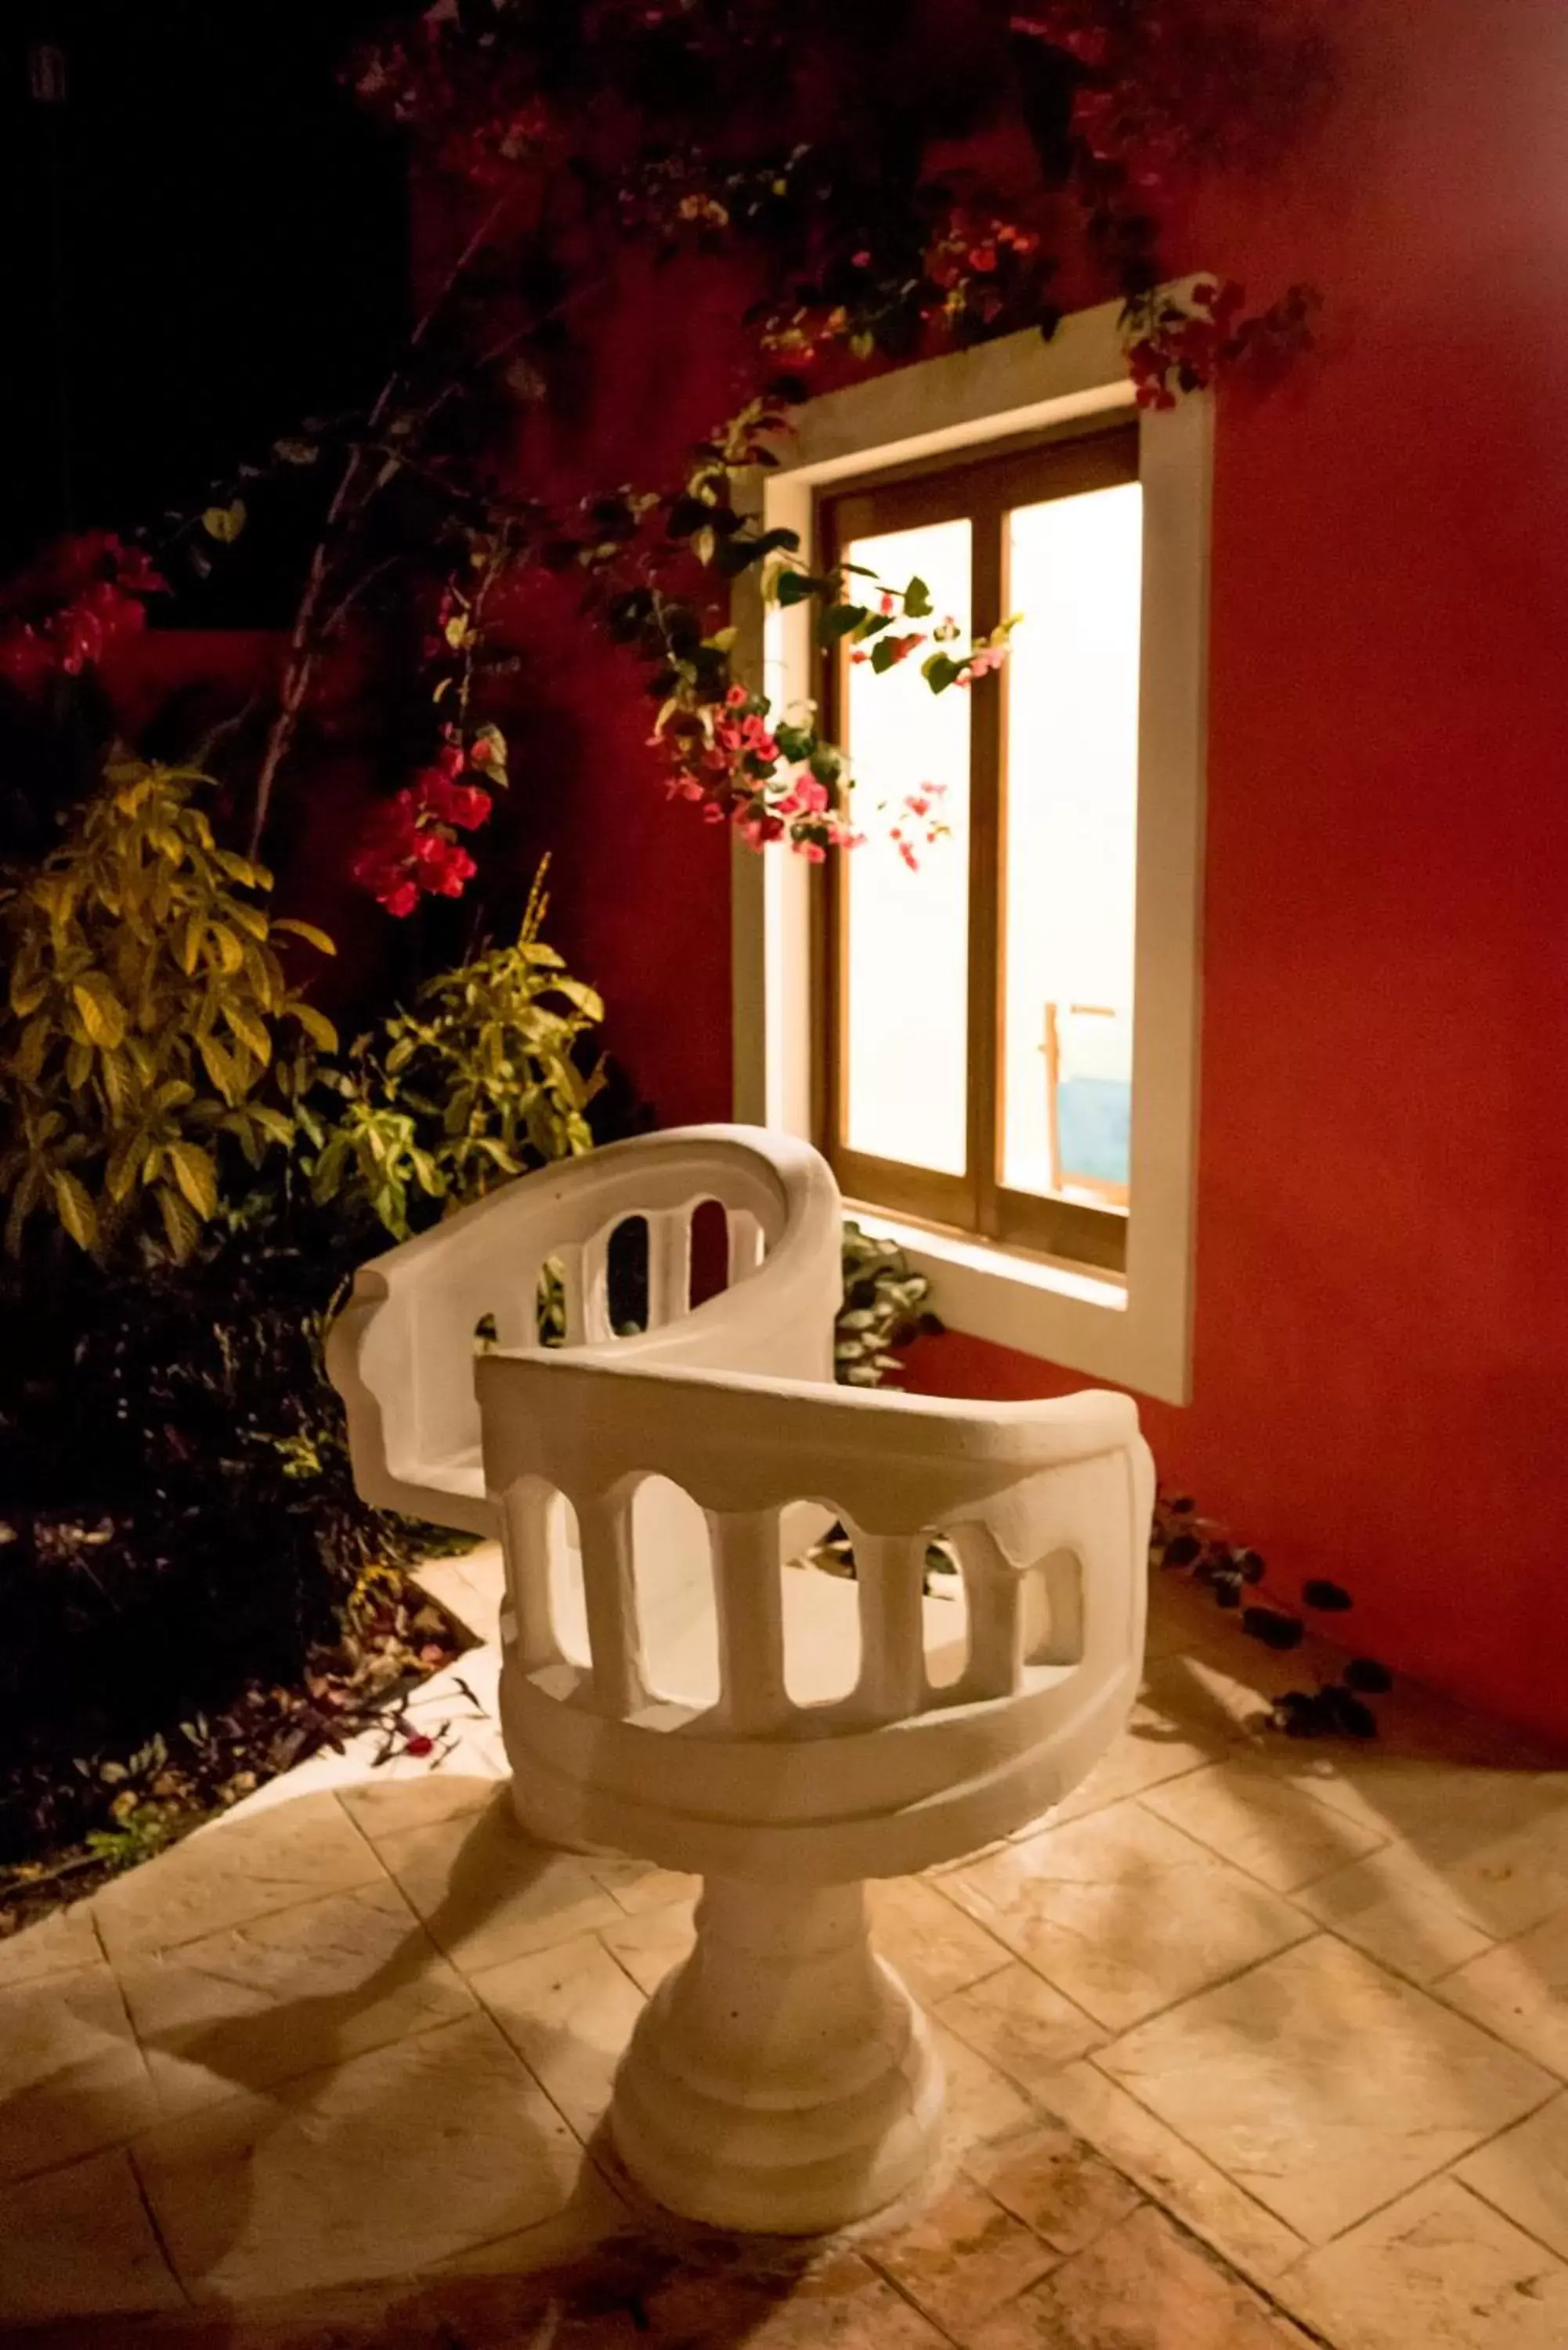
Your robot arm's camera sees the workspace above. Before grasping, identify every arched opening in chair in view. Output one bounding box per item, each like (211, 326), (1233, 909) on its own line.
(782, 1506), (864, 1711)
(628, 1474), (719, 1705)
(688, 1196), (731, 1307)
(1021, 1546), (1086, 1667)
(537, 1256), (566, 1348)
(921, 1536), (970, 1693)
(605, 1214), (649, 1334)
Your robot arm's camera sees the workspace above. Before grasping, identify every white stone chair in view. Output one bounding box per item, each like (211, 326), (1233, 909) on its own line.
(329, 1124), (1153, 2234)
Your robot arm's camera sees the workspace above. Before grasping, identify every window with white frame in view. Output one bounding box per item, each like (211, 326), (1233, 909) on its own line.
(820, 422), (1141, 1277)
(732, 302), (1209, 1404)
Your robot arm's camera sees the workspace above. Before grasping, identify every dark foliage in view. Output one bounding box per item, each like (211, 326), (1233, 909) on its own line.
(1154, 1491), (1393, 1739)
(0, 1220), (438, 1864)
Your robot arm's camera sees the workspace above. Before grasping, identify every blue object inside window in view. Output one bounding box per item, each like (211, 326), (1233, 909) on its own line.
(1057, 1076), (1131, 1188)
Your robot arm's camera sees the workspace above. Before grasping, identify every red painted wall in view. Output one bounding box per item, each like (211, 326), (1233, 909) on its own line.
(530, 1), (1568, 1735)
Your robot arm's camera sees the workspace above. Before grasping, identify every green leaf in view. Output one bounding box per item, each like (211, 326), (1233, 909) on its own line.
(52, 1170), (99, 1252)
(290, 1003), (338, 1053)
(224, 1003), (272, 1067)
(903, 575), (934, 619)
(166, 1141), (219, 1219)
(775, 569), (824, 607)
(154, 1183), (201, 1262)
(819, 603), (869, 643)
(271, 918), (337, 955)
(71, 977), (128, 1050)
(247, 1103), (294, 1147)
(921, 653), (962, 693)
(207, 924), (244, 976)
(197, 1032), (241, 1104)
(201, 500), (247, 544)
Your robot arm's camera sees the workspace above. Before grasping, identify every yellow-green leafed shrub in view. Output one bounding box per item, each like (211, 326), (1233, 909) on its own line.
(0, 759), (336, 1260)
(309, 862), (604, 1242)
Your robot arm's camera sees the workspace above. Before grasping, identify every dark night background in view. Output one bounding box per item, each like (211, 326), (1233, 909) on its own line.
(0, 2), (410, 611)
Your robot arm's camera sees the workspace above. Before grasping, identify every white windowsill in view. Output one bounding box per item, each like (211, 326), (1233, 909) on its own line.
(847, 1205), (1127, 1314)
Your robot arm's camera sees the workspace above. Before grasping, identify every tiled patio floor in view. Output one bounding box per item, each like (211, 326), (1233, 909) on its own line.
(5, 1553), (1568, 2346)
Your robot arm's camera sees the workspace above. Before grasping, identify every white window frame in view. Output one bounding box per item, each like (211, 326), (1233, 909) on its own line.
(729, 294), (1211, 1405)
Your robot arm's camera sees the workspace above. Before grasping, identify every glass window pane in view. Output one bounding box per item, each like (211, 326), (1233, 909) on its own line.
(841, 518), (972, 1177)
(1001, 481), (1142, 1205)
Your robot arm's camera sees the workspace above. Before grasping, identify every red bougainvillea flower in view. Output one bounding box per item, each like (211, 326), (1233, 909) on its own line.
(887, 782), (951, 871)
(1124, 278), (1315, 410)
(403, 1733), (435, 1758)
(0, 529), (166, 692)
(351, 735), (497, 913)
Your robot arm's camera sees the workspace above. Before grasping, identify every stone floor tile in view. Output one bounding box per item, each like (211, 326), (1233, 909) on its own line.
(116, 1880), (476, 2117)
(374, 1790), (623, 1974)
(965, 2120), (1142, 2255)
(934, 2021), (1039, 2154)
(1142, 1758), (1387, 1893)
(967, 2202), (1310, 2349)
(946, 1802), (1311, 2032)
(867, 2176), (1057, 2335)
(1023, 1694), (1224, 1831)
(0, 1897), (101, 1987)
(870, 1876), (1013, 2006)
(217, 1724), (508, 1829)
(581, 1853), (704, 1918)
(133, 2010), (583, 2302)
(1438, 1907), (1568, 2077)
(1456, 2092), (1568, 2258)
(1292, 1758), (1568, 1858)
(416, 1545), (507, 1644)
(0, 2146), (184, 2324)
(435, 2158), (633, 2274)
(92, 1792), (385, 1961)
(599, 1896), (699, 1994)
(1295, 1841), (1502, 1983)
(335, 1765), (506, 1845)
(471, 1931), (645, 2138)
(641, 2246), (950, 2348)
(1281, 2175), (1568, 2350)
(1096, 1934), (1555, 2243)
(1436, 1806), (1568, 1946)
(1031, 2059), (1308, 2284)
(423, 1640), (502, 1714)
(937, 1960), (1105, 2092)
(1139, 1649), (1295, 1746)
(0, 1958), (158, 2182)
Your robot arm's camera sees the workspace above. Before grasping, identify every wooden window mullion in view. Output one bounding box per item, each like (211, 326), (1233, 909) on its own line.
(967, 494), (1004, 1241)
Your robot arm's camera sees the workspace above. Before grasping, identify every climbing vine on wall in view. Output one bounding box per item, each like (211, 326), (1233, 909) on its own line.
(1, 0), (1328, 914)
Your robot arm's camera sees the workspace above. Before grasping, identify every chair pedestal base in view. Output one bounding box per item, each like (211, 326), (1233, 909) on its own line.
(608, 1875), (945, 2234)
